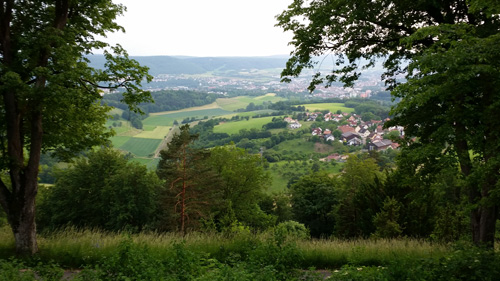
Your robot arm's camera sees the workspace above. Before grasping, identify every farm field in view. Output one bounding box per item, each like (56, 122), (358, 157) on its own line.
(143, 108), (232, 126)
(216, 94), (285, 111)
(119, 138), (162, 157)
(301, 102), (354, 113)
(109, 136), (132, 148)
(134, 126), (171, 139)
(213, 116), (275, 135)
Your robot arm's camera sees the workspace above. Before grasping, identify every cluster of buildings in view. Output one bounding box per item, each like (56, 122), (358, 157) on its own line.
(306, 112), (404, 151)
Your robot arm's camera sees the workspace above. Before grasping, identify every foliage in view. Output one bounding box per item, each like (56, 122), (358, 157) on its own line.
(156, 125), (221, 233)
(0, 0), (152, 254)
(277, 0), (500, 246)
(372, 197), (403, 239)
(37, 148), (160, 232)
(290, 172), (338, 237)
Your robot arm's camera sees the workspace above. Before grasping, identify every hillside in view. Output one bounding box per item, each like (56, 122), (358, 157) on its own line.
(88, 55), (290, 76)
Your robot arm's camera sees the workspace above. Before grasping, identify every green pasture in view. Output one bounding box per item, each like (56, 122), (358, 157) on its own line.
(217, 95), (285, 111)
(134, 126), (171, 139)
(301, 102), (354, 113)
(119, 138), (162, 157)
(143, 108), (232, 126)
(213, 116), (275, 135)
(109, 136), (132, 148)
(216, 97), (250, 111)
(272, 139), (317, 155)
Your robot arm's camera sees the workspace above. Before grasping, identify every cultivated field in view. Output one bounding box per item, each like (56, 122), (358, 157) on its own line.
(143, 108), (232, 126)
(213, 116), (275, 135)
(301, 103), (354, 113)
(134, 126), (171, 139)
(119, 138), (162, 157)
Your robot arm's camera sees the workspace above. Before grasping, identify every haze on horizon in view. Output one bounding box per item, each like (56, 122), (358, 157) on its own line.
(102, 0), (294, 57)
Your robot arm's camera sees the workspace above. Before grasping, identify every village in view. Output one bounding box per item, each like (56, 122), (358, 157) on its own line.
(283, 111), (404, 162)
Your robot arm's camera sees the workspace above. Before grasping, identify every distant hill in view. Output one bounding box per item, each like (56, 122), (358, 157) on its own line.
(88, 55), (290, 76)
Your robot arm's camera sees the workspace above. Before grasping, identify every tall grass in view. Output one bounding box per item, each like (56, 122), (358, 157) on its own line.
(0, 226), (449, 270)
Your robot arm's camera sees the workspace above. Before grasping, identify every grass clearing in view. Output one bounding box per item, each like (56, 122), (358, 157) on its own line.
(149, 102), (219, 116)
(119, 138), (162, 157)
(143, 108), (232, 126)
(213, 116), (275, 135)
(301, 103), (354, 113)
(134, 126), (171, 139)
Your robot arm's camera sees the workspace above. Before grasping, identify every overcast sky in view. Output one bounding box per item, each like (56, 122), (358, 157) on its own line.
(102, 0), (294, 57)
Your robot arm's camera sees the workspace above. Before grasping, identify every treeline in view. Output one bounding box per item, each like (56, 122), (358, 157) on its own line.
(190, 118), (302, 153)
(102, 90), (218, 113)
(36, 126), (274, 233)
(35, 136), (468, 243)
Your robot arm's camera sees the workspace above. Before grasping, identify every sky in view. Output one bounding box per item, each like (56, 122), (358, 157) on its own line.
(102, 0), (295, 57)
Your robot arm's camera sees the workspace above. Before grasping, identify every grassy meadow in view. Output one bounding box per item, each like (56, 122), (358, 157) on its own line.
(119, 138), (162, 157)
(143, 108), (232, 126)
(213, 116), (275, 134)
(302, 103), (355, 113)
(0, 226), (449, 270)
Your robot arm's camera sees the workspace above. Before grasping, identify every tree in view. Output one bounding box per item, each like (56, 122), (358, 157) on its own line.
(156, 125), (221, 234)
(208, 145), (273, 230)
(277, 0), (500, 246)
(37, 148), (160, 232)
(0, 1), (151, 254)
(289, 171), (338, 237)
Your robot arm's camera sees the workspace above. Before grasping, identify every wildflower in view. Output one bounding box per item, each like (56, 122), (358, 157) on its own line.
(357, 267), (363, 271)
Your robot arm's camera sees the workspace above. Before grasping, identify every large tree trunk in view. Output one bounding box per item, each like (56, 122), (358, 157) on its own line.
(471, 206), (497, 247)
(8, 187), (39, 255)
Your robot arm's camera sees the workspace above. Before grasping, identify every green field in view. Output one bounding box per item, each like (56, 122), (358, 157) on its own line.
(301, 103), (354, 113)
(217, 94), (285, 111)
(213, 116), (275, 134)
(109, 136), (132, 148)
(119, 138), (162, 157)
(134, 126), (171, 139)
(143, 108), (232, 126)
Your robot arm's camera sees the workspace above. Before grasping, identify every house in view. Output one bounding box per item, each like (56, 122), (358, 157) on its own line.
(341, 132), (363, 146)
(367, 139), (393, 151)
(358, 128), (371, 138)
(311, 128), (322, 136)
(289, 121), (302, 129)
(323, 129), (332, 135)
(320, 153), (340, 162)
(284, 117), (294, 123)
(338, 125), (355, 134)
(324, 134), (335, 141)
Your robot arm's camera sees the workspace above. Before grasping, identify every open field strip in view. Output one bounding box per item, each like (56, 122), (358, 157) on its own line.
(143, 108), (232, 127)
(301, 103), (355, 113)
(213, 116), (275, 135)
(149, 102), (220, 116)
(119, 138), (162, 157)
(134, 126), (171, 139)
(216, 97), (249, 111)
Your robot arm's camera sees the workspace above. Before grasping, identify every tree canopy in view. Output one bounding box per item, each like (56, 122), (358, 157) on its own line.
(0, 0), (151, 254)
